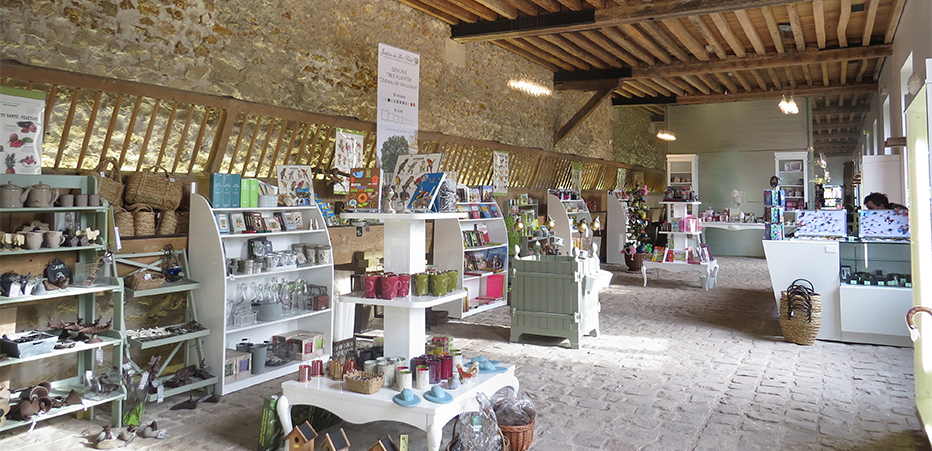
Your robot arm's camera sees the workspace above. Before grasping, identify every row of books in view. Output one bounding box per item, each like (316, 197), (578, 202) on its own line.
(209, 173), (276, 208)
(456, 203), (502, 219)
(462, 224), (494, 248)
(650, 244), (714, 264)
(215, 210), (307, 234)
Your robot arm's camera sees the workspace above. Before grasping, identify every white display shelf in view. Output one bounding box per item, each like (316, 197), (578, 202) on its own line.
(659, 231), (702, 236)
(701, 222), (765, 231)
(227, 308), (331, 334)
(1, 281), (120, 306)
(641, 260), (719, 290)
(461, 298), (507, 318)
(775, 151), (811, 210)
(667, 154), (699, 198)
(0, 244), (107, 256)
(464, 243), (507, 252)
(0, 388), (124, 433)
(211, 205), (319, 212)
(227, 262), (331, 280)
(220, 229), (328, 239)
(605, 192), (628, 265)
(341, 212), (466, 221)
(341, 290), (468, 309)
(548, 193), (592, 255)
(0, 333), (121, 368)
(225, 360), (304, 393)
(145, 374), (218, 403)
(0, 205), (108, 214)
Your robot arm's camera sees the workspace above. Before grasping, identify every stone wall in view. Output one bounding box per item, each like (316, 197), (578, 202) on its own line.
(1, 0), (613, 158)
(613, 107), (666, 171)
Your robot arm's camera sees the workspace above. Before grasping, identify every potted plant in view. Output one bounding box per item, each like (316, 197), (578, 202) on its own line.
(624, 185), (652, 271)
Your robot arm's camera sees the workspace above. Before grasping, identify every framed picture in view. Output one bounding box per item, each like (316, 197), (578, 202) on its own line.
(276, 165), (315, 205)
(230, 213), (247, 233)
(281, 212), (297, 230)
(291, 211), (304, 229)
(215, 213), (230, 234)
(266, 217), (282, 232)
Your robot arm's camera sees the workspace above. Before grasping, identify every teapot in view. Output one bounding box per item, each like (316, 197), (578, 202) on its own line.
(0, 182), (24, 208)
(22, 181), (60, 208)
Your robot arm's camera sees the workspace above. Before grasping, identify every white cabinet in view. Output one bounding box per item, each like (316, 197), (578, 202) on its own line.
(605, 192), (628, 265)
(666, 154), (699, 198)
(547, 193), (592, 256)
(189, 194), (334, 396)
(774, 151), (810, 211)
(641, 201), (718, 290)
(433, 203), (509, 318)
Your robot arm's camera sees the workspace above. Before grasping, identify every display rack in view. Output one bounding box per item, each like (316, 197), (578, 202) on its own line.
(666, 154), (699, 198)
(546, 193), (592, 255)
(509, 199), (553, 257)
(641, 201), (718, 290)
(117, 250), (217, 402)
(774, 151), (810, 211)
(433, 203), (509, 319)
(0, 174), (125, 431)
(340, 211), (467, 359)
(189, 195), (334, 396)
(605, 191), (628, 265)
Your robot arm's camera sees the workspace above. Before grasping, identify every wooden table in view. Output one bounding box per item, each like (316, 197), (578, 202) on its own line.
(278, 364), (519, 451)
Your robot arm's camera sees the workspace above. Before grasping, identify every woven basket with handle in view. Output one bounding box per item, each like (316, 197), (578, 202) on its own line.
(779, 278), (822, 345)
(499, 419), (534, 451)
(83, 157), (124, 207)
(125, 271), (165, 291)
(114, 207), (134, 237)
(125, 165), (184, 210)
(129, 204), (157, 237)
(157, 210), (177, 236)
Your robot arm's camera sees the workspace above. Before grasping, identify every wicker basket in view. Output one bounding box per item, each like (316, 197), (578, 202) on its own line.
(124, 165), (184, 211)
(125, 271), (166, 291)
(446, 419), (509, 451)
(499, 419), (534, 451)
(114, 207), (134, 237)
(83, 157), (124, 207)
(157, 210), (177, 235)
(344, 371), (383, 394)
(778, 279), (822, 346)
(174, 211), (190, 235)
(129, 204), (157, 236)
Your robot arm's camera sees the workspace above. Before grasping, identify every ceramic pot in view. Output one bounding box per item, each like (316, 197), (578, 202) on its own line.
(22, 182), (60, 208)
(0, 182), (24, 208)
(21, 231), (43, 250)
(44, 231), (65, 249)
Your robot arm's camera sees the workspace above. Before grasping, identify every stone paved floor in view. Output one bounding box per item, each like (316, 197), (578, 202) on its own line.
(1, 256), (928, 450)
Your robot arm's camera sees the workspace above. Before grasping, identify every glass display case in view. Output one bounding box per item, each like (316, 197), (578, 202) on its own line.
(838, 241), (912, 347)
(840, 241), (912, 288)
(666, 154), (699, 198)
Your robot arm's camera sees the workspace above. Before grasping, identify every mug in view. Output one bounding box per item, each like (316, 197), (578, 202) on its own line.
(398, 370), (412, 390)
(59, 194), (74, 208)
(22, 231), (43, 250)
(44, 231), (65, 249)
(74, 194), (88, 207)
(88, 194), (101, 207)
(415, 366), (430, 389)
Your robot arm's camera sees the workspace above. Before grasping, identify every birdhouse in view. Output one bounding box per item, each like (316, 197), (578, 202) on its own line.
(319, 428), (350, 451)
(284, 421), (318, 451)
(367, 436), (399, 451)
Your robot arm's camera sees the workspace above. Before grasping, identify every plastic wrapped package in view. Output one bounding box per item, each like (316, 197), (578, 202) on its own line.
(449, 393), (503, 451)
(492, 392), (536, 426)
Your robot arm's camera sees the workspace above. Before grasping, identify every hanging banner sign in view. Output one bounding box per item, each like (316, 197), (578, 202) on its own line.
(570, 162), (583, 193)
(492, 151), (509, 195)
(0, 87), (45, 174)
(333, 128), (365, 194)
(376, 43), (420, 174)
(616, 168), (626, 191)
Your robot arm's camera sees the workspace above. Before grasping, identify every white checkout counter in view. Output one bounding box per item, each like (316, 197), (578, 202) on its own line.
(763, 239), (913, 347)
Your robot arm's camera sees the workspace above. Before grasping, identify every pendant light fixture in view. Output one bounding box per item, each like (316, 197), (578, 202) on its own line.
(778, 95), (799, 115)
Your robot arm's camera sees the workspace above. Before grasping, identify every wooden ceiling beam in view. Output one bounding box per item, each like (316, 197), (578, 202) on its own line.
(784, 66), (797, 88)
(640, 78), (674, 97)
(862, 0), (879, 45)
(714, 72), (739, 94)
(584, 0), (606, 8)
(837, 0), (851, 48)
(539, 35), (606, 69)
(629, 44), (893, 78)
(855, 59), (870, 83)
(639, 21), (690, 63)
(748, 69), (768, 90)
(581, 30), (640, 66)
(450, 0), (809, 42)
(664, 18), (711, 61)
(396, 0), (460, 24)
(767, 67), (783, 90)
(553, 68), (633, 91)
(732, 71), (753, 91)
(673, 82), (878, 105)
(527, 0), (562, 13)
(619, 24), (673, 65)
(611, 95), (678, 106)
(821, 61), (830, 86)
(841, 60), (848, 85)
(492, 41), (564, 72)
(571, 31), (630, 67)
(735, 10), (767, 55)
(760, 6), (785, 54)
(709, 13), (748, 58)
(667, 77), (697, 94)
(812, 122), (863, 132)
(555, 0), (584, 11)
(554, 87), (615, 145)
(813, 0), (826, 49)
(885, 0), (908, 43)
(446, 0), (499, 21)
(802, 63), (813, 85)
(688, 16), (727, 60)
(681, 75), (712, 95)
(786, 3), (806, 51)
(625, 79), (661, 96)
(472, 0), (519, 19)
(812, 104), (870, 115)
(419, 0), (479, 22)
(504, 38), (576, 70)
(600, 27), (656, 65)
(697, 73), (724, 93)
(652, 77), (686, 96)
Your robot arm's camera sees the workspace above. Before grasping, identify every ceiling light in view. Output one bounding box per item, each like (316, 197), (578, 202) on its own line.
(778, 95), (799, 114)
(508, 79), (552, 96)
(656, 129), (676, 141)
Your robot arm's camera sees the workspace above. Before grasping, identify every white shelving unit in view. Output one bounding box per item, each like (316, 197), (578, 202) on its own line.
(605, 191), (628, 265)
(547, 193), (592, 256)
(189, 194), (334, 396)
(667, 154), (699, 198)
(433, 203), (509, 319)
(340, 211), (467, 359)
(0, 175), (125, 431)
(774, 151), (810, 211)
(641, 201), (719, 290)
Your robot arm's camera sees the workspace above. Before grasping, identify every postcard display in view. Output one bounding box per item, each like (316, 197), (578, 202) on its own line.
(546, 192), (593, 255)
(640, 201), (719, 290)
(763, 209), (913, 346)
(189, 194), (334, 395)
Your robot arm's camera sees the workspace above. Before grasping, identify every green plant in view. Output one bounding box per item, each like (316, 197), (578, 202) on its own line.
(626, 186), (651, 253)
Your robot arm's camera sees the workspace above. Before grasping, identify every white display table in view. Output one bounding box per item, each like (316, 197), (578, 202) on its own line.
(277, 364), (519, 451)
(641, 260), (719, 290)
(340, 212), (467, 359)
(700, 221), (764, 231)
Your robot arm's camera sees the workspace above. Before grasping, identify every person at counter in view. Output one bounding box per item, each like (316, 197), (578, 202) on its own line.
(864, 192), (908, 211)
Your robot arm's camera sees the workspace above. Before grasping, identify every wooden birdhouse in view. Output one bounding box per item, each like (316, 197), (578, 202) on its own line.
(284, 421), (318, 451)
(319, 428), (350, 451)
(367, 436), (399, 451)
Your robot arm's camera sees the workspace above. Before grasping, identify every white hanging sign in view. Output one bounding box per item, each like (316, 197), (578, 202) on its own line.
(376, 43), (420, 172)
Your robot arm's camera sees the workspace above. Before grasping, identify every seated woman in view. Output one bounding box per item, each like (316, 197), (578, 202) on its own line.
(863, 192), (908, 211)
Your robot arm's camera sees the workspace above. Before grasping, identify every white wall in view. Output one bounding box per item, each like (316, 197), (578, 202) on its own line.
(666, 99), (811, 256)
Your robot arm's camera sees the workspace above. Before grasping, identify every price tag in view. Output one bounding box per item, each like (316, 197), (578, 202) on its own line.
(96, 347), (104, 365)
(156, 429), (167, 439)
(471, 414), (482, 433)
(122, 362), (133, 371)
(399, 434), (409, 451)
(156, 383), (165, 403)
(138, 371), (150, 390)
(126, 368), (136, 378)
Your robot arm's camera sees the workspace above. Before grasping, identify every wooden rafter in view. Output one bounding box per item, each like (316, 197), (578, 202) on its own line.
(837, 0), (851, 47)
(786, 3), (806, 51)
(639, 21), (690, 63)
(554, 87), (616, 145)
(760, 6), (785, 54)
(861, 0), (879, 46)
(673, 83), (878, 105)
(688, 15), (728, 60)
(619, 24), (673, 64)
(813, 0), (826, 48)
(473, 0), (519, 19)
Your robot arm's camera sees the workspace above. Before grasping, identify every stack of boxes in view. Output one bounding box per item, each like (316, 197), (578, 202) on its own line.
(764, 188), (786, 240)
(272, 330), (326, 361)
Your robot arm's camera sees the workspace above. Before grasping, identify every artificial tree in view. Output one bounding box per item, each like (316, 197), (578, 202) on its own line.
(624, 185), (652, 269)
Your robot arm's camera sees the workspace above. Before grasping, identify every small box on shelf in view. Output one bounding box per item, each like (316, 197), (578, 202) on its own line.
(289, 332), (325, 360)
(225, 349), (252, 381)
(0, 330), (57, 358)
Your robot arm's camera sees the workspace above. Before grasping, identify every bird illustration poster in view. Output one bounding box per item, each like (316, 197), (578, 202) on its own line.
(0, 87), (45, 175)
(389, 153), (443, 211)
(276, 165), (315, 205)
(795, 210), (846, 238)
(858, 209), (909, 239)
(333, 128), (365, 194)
(492, 151), (509, 195)
(348, 167), (382, 211)
(570, 162), (582, 193)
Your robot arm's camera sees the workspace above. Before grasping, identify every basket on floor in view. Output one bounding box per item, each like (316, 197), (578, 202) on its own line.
(125, 271), (165, 291)
(499, 419), (534, 451)
(446, 417), (509, 451)
(778, 278), (822, 345)
(344, 372), (383, 394)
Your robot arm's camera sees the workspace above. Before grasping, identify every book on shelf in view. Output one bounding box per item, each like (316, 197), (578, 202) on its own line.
(407, 172), (445, 212)
(488, 203), (501, 217)
(474, 223), (490, 243)
(479, 205), (492, 218)
(469, 204), (481, 219)
(348, 167), (382, 211)
(651, 247), (666, 262)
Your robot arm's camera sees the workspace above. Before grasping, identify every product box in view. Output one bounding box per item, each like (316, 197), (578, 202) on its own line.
(225, 348), (252, 381)
(272, 329), (310, 347)
(257, 395), (284, 451)
(314, 295), (330, 311)
(764, 223), (785, 240)
(0, 331), (57, 358)
(764, 206), (785, 224)
(764, 189), (785, 207)
(289, 332), (325, 360)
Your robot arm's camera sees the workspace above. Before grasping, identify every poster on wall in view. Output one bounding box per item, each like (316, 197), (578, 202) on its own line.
(276, 165), (314, 205)
(333, 128), (365, 194)
(376, 43), (420, 173)
(570, 162), (582, 193)
(492, 151), (509, 195)
(389, 153), (443, 210)
(0, 87), (45, 174)
(615, 168), (626, 191)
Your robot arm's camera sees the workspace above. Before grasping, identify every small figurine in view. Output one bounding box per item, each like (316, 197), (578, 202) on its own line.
(382, 186), (396, 213)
